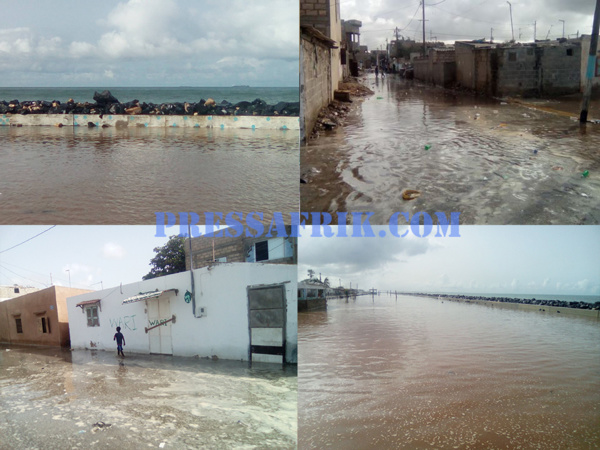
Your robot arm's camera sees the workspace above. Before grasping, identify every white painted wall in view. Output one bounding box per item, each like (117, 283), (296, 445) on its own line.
(66, 263), (297, 363)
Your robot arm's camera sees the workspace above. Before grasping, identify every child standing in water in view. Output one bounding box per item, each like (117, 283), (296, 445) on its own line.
(114, 327), (125, 357)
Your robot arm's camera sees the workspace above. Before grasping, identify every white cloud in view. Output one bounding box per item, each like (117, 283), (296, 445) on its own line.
(103, 243), (126, 260)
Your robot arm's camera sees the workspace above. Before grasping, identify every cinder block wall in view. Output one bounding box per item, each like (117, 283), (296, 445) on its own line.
(301, 34), (332, 138)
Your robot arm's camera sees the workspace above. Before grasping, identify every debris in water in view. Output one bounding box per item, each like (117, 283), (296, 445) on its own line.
(402, 189), (421, 200)
(582, 170), (589, 178)
(424, 144), (431, 150)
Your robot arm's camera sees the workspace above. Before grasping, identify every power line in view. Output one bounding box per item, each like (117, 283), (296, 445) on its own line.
(0, 263), (48, 288)
(0, 226), (57, 255)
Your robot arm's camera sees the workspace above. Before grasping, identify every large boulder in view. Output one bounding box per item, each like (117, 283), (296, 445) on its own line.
(93, 90), (119, 105)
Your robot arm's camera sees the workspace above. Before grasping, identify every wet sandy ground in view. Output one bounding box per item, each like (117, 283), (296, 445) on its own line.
(298, 294), (600, 449)
(0, 345), (296, 449)
(301, 75), (600, 224)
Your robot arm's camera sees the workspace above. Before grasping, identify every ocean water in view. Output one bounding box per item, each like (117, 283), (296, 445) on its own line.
(0, 86), (299, 105)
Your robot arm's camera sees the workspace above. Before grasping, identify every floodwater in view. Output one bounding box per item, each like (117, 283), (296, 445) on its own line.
(301, 75), (600, 224)
(0, 126), (299, 224)
(0, 345), (297, 449)
(298, 294), (600, 449)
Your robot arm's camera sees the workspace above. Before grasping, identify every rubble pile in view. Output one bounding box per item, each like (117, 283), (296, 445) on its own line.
(0, 90), (300, 117)
(310, 77), (374, 138)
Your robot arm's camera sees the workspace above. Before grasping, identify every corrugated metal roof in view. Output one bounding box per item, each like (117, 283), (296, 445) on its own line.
(122, 289), (178, 305)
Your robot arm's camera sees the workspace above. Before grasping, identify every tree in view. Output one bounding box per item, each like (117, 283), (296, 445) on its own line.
(307, 269), (315, 280)
(143, 235), (186, 280)
(323, 277), (330, 287)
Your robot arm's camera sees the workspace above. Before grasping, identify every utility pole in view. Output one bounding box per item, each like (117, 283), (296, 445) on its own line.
(491, 28), (494, 43)
(559, 19), (565, 38)
(546, 25), (553, 40)
(519, 28), (522, 40)
(50, 273), (52, 285)
(66, 269), (71, 288)
(534, 21), (536, 41)
(422, 0), (426, 56)
(507, 1), (514, 42)
(580, 0), (600, 123)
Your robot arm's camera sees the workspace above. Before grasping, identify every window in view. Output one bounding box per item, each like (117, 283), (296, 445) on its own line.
(86, 306), (100, 327)
(41, 317), (47, 333)
(508, 52), (517, 62)
(14, 287), (20, 294)
(15, 318), (23, 334)
(247, 237), (294, 263)
(46, 317), (51, 334)
(255, 241), (269, 262)
(566, 48), (573, 56)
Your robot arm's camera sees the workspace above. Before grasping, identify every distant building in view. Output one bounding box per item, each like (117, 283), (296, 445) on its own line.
(0, 284), (41, 301)
(341, 19), (362, 77)
(455, 40), (581, 97)
(67, 264), (297, 364)
(0, 286), (92, 347)
(185, 227), (296, 270)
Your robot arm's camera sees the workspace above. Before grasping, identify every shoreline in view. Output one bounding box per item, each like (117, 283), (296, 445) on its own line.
(409, 293), (600, 319)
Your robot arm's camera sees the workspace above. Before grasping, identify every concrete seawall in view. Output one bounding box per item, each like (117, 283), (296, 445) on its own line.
(0, 113), (300, 130)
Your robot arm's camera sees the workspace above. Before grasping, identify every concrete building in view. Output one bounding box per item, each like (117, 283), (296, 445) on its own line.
(300, 0), (343, 139)
(185, 228), (296, 270)
(67, 263), (297, 364)
(413, 47), (457, 88)
(455, 40), (582, 97)
(0, 286), (92, 347)
(342, 19), (362, 77)
(0, 284), (40, 301)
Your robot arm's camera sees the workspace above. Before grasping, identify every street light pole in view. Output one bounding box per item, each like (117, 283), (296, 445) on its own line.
(559, 19), (565, 38)
(507, 2), (514, 42)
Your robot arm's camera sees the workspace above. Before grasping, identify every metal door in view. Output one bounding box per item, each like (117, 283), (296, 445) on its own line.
(147, 297), (173, 355)
(248, 284), (286, 363)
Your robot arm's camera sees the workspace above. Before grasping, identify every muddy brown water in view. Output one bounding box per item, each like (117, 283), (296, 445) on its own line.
(298, 294), (600, 449)
(0, 346), (297, 448)
(301, 75), (600, 224)
(0, 126), (299, 224)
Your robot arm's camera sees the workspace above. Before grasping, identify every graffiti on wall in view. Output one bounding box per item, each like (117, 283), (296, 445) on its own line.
(148, 318), (170, 328)
(109, 315), (138, 331)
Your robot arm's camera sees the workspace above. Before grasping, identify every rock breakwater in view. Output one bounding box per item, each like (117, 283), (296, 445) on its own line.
(411, 293), (600, 311)
(0, 90), (300, 117)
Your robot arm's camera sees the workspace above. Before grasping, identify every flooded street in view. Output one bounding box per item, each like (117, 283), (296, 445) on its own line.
(0, 127), (299, 224)
(298, 294), (600, 449)
(301, 75), (600, 224)
(0, 345), (297, 449)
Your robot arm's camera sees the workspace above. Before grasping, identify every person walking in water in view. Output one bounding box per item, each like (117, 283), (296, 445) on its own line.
(375, 65), (379, 78)
(114, 326), (126, 357)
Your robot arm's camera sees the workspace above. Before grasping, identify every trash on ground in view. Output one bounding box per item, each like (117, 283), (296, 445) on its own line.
(376, 97), (383, 100)
(581, 193), (589, 197)
(533, 149), (538, 154)
(159, 443), (166, 448)
(402, 189), (421, 200)
(424, 144), (431, 150)
(551, 166), (563, 171)
(582, 170), (590, 178)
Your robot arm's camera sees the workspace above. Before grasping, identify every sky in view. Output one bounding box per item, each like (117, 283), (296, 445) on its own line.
(298, 226), (600, 297)
(0, 226), (171, 292)
(0, 0), (299, 87)
(340, 0), (597, 51)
